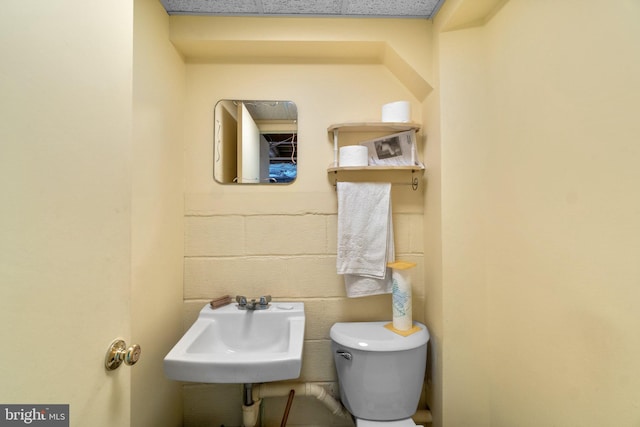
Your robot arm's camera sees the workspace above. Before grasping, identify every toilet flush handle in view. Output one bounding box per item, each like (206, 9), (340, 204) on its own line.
(336, 350), (352, 361)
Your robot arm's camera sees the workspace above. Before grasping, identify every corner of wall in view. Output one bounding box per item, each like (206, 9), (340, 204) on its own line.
(383, 44), (433, 101)
(436, 0), (508, 33)
(132, 0), (186, 425)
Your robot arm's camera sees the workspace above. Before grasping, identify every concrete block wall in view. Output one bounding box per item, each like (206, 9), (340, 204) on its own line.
(183, 208), (425, 426)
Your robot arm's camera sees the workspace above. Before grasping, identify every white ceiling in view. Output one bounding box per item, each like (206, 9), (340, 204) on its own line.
(160, 0), (446, 19)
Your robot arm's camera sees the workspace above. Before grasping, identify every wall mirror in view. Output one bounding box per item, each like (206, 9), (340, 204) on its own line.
(214, 100), (298, 184)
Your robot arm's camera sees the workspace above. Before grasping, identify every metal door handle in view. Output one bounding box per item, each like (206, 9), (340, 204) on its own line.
(105, 339), (142, 370)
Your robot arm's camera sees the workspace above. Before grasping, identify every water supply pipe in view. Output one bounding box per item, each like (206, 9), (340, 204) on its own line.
(280, 389), (295, 427)
(241, 382), (350, 426)
(254, 382), (350, 419)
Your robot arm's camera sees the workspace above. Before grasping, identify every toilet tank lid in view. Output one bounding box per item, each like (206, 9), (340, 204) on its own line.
(330, 321), (429, 352)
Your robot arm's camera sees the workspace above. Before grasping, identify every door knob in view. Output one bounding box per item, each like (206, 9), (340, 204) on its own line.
(105, 339), (141, 371)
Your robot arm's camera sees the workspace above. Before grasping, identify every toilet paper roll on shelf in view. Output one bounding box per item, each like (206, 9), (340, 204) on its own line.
(382, 101), (411, 123)
(339, 145), (369, 167)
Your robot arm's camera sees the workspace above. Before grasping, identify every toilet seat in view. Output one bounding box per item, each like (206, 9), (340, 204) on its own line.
(356, 418), (420, 427)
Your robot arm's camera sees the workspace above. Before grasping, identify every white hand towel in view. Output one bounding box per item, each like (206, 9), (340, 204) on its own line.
(342, 271), (393, 298)
(337, 182), (395, 297)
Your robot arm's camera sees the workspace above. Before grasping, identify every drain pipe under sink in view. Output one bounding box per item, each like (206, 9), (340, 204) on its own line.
(241, 382), (350, 427)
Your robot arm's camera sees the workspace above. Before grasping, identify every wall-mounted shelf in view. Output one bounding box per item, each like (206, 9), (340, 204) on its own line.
(328, 122), (421, 134)
(327, 122), (425, 190)
(328, 122), (422, 167)
(328, 165), (425, 190)
(327, 165), (424, 173)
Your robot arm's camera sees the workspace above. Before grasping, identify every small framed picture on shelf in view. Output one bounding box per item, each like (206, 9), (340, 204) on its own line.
(359, 130), (417, 166)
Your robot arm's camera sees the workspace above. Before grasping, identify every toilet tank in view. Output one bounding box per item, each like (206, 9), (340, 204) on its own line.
(330, 321), (429, 421)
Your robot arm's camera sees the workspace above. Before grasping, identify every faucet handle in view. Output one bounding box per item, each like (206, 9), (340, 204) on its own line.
(236, 295), (247, 306)
(259, 295), (272, 306)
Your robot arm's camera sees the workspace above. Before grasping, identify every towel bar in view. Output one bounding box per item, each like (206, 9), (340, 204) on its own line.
(331, 170), (420, 191)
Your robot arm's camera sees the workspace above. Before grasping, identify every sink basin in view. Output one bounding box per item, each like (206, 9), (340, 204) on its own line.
(164, 301), (305, 383)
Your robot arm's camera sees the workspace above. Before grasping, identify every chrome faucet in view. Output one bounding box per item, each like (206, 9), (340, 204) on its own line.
(236, 295), (271, 310)
(236, 295), (247, 307)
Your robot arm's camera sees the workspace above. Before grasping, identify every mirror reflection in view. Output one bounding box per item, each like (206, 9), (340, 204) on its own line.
(214, 100), (298, 184)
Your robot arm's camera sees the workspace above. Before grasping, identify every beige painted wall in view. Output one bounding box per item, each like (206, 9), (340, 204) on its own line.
(182, 63), (428, 426)
(439, 24), (491, 427)
(438, 0), (640, 425)
(132, 0), (185, 425)
(175, 16), (435, 426)
(422, 41), (444, 427)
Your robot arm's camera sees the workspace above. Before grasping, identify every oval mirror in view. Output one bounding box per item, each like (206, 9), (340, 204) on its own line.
(214, 100), (298, 184)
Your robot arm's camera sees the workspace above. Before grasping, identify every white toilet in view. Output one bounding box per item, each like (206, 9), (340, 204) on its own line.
(330, 321), (430, 427)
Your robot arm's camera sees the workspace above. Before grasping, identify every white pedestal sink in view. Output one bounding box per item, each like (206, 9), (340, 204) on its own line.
(164, 302), (305, 383)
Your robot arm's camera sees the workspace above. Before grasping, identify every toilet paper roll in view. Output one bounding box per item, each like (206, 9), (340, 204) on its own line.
(339, 145), (369, 167)
(382, 100), (411, 123)
(391, 268), (413, 331)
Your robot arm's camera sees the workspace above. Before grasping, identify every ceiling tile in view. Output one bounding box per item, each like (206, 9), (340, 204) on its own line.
(160, 0), (446, 18)
(161, 0), (260, 14)
(345, 0), (441, 17)
(262, 0), (343, 15)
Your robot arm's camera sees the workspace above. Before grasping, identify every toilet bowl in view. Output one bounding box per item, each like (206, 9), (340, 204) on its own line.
(330, 321), (429, 427)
